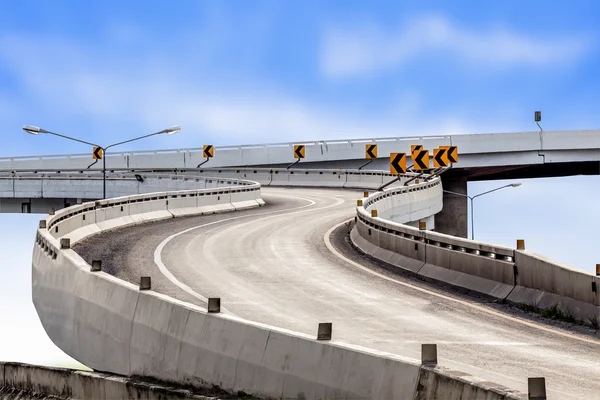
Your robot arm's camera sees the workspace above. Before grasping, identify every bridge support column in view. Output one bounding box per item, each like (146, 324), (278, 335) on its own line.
(436, 172), (468, 238)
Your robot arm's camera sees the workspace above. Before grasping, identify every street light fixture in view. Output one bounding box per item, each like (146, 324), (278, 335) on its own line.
(443, 183), (522, 240)
(23, 125), (180, 199)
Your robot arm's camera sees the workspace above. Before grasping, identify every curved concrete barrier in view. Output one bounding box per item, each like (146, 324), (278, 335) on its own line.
(353, 176), (600, 324)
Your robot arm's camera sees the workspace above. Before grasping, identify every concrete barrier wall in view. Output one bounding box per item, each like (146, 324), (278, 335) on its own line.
(0, 362), (219, 399)
(509, 251), (599, 322)
(2, 169), (411, 206)
(354, 177), (600, 322)
(414, 366), (522, 400)
(2, 128), (600, 171)
(41, 176), (260, 242)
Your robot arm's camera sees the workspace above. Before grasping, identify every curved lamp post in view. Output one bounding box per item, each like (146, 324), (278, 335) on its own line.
(444, 183), (522, 240)
(23, 125), (180, 199)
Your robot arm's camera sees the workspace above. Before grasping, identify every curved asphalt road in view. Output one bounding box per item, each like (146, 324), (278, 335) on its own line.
(75, 187), (600, 399)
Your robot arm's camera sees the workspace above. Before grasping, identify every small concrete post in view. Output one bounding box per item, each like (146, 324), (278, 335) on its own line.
(139, 277), (151, 290)
(371, 210), (378, 217)
(91, 260), (102, 272)
(357, 200), (363, 206)
(39, 220), (47, 229)
(596, 264), (600, 277)
(419, 221), (426, 230)
(317, 323), (332, 340)
(421, 344), (437, 365)
(363, 191), (369, 198)
(528, 377), (547, 399)
(517, 239), (525, 250)
(49, 207), (55, 215)
(60, 238), (70, 249)
(208, 298), (221, 313)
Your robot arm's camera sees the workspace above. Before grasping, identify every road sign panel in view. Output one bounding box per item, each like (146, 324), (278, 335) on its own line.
(411, 145), (423, 157)
(93, 146), (103, 160)
(413, 150), (429, 170)
(366, 144), (377, 159)
(294, 145), (305, 159)
(389, 153), (406, 174)
(440, 145), (459, 163)
(433, 148), (449, 168)
(203, 145), (214, 158)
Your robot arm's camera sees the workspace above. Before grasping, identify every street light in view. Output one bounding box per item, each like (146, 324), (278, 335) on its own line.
(23, 125), (180, 199)
(443, 183), (522, 240)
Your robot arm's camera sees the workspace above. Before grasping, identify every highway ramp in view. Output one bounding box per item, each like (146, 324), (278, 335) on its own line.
(74, 187), (600, 399)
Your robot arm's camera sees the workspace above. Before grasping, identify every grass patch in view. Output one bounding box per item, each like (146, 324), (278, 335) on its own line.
(588, 315), (600, 330)
(518, 302), (539, 313)
(540, 303), (575, 323)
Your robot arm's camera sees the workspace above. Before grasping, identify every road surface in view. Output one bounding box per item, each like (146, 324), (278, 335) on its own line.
(75, 187), (600, 399)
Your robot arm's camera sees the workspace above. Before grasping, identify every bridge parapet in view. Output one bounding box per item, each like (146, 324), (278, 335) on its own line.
(354, 180), (600, 324)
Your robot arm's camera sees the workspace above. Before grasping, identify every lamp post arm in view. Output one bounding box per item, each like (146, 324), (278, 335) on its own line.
(104, 131), (164, 151)
(45, 131), (101, 148)
(442, 189), (472, 200)
(471, 184), (514, 200)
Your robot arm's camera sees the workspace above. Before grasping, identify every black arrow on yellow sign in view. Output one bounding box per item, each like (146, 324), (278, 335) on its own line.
(433, 148), (448, 168)
(93, 146), (103, 160)
(366, 144), (377, 159)
(447, 146), (458, 163)
(413, 150), (429, 170)
(411, 144), (423, 157)
(294, 145), (305, 159)
(203, 145), (214, 158)
(439, 145), (458, 163)
(389, 153), (406, 174)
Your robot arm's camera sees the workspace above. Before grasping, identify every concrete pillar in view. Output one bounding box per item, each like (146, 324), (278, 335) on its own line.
(436, 171), (468, 238)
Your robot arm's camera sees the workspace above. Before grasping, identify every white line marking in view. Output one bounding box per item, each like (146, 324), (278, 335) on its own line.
(153, 191), (347, 314)
(323, 219), (600, 346)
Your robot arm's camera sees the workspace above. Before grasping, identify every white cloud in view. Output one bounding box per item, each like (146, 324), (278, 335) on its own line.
(321, 14), (592, 78)
(0, 34), (488, 149)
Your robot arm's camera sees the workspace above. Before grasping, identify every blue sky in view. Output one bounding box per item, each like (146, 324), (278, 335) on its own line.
(0, 1), (598, 366)
(1, 1), (600, 154)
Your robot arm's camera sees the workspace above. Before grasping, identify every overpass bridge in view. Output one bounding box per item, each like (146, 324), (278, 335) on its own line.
(2, 128), (598, 236)
(2, 129), (600, 399)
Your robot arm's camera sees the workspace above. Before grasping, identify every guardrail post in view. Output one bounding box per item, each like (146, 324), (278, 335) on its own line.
(39, 220), (47, 229)
(419, 221), (426, 230)
(317, 323), (332, 340)
(528, 377), (546, 399)
(208, 298), (221, 313)
(60, 238), (70, 249)
(371, 210), (378, 217)
(139, 277), (151, 290)
(517, 239), (525, 250)
(421, 344), (437, 365)
(49, 207), (55, 215)
(91, 260), (102, 272)
(363, 191), (369, 198)
(357, 200), (363, 206)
